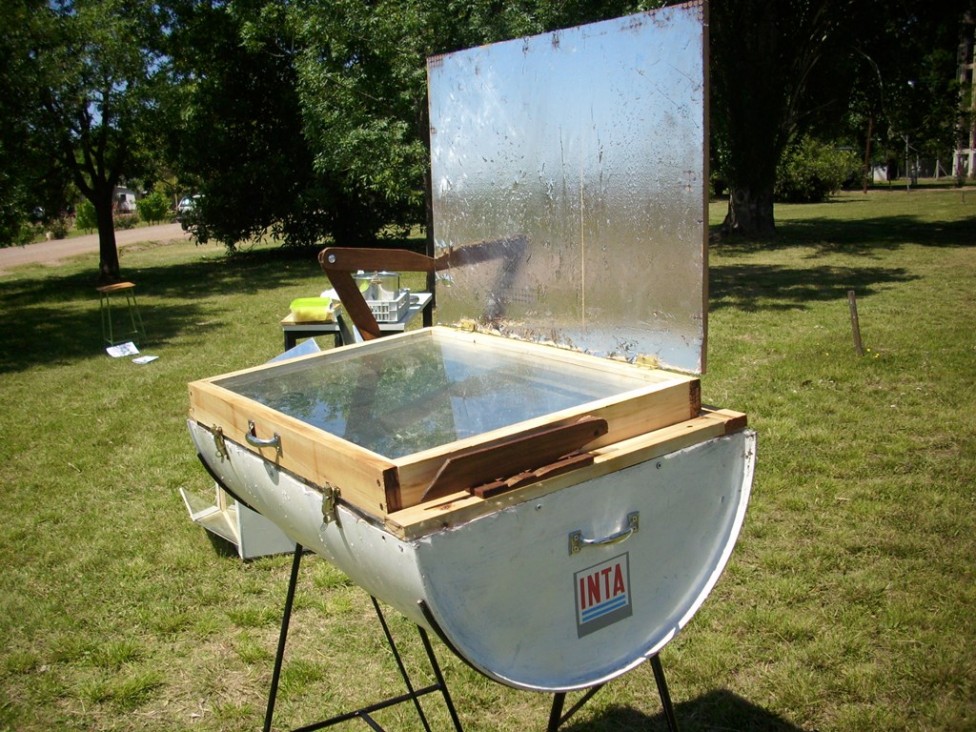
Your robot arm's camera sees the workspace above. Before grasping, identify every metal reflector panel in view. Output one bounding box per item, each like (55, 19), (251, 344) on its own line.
(428, 1), (708, 373)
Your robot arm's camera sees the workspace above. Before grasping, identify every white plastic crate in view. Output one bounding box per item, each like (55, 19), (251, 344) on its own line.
(367, 290), (410, 322)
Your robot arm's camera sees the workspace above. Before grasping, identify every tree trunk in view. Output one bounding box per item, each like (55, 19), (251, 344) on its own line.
(722, 185), (776, 238)
(862, 114), (874, 193)
(94, 187), (120, 283)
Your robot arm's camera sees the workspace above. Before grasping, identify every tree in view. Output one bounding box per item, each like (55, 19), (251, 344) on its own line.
(162, 0), (324, 248)
(709, 0), (863, 237)
(847, 1), (974, 183)
(22, 0), (166, 281)
(165, 0), (649, 249)
(710, 0), (976, 237)
(0, 0), (59, 246)
(290, 0), (655, 241)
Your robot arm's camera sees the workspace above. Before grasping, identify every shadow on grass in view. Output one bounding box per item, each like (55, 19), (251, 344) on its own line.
(0, 246), (326, 374)
(709, 262), (918, 312)
(714, 212), (976, 256)
(705, 209), (969, 312)
(562, 688), (803, 732)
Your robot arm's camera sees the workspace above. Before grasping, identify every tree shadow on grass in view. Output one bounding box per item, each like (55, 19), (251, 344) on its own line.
(0, 246), (326, 373)
(705, 209), (970, 312)
(714, 211), (976, 256)
(709, 262), (918, 313)
(561, 688), (805, 732)
(780, 214), (976, 255)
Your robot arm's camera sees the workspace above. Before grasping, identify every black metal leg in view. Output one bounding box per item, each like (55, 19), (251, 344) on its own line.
(543, 656), (677, 732)
(650, 654), (679, 732)
(417, 626), (464, 732)
(547, 693), (566, 732)
(266, 556), (674, 732)
(370, 596), (433, 732)
(264, 543), (305, 732)
(262, 547), (464, 732)
(546, 686), (602, 731)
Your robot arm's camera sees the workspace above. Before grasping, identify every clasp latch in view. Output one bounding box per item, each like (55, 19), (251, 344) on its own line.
(321, 483), (340, 525)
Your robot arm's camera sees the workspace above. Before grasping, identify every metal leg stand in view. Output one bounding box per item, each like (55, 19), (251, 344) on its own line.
(547, 692), (565, 731)
(650, 654), (679, 732)
(264, 543), (306, 732)
(263, 543), (463, 732)
(97, 282), (146, 346)
(545, 654), (678, 732)
(417, 625), (464, 731)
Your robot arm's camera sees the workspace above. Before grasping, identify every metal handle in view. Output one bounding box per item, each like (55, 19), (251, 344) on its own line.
(246, 420), (281, 451)
(569, 512), (639, 555)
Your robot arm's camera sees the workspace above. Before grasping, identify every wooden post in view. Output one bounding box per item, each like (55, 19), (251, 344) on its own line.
(848, 290), (864, 356)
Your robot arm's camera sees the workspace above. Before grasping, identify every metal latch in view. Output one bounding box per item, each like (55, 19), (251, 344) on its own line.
(212, 425), (228, 460)
(321, 483), (340, 525)
(569, 511), (640, 555)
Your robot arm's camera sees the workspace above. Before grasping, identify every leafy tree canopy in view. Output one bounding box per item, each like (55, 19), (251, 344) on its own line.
(2, 0), (169, 278)
(5, 0), (972, 255)
(166, 0), (653, 249)
(711, 0), (974, 237)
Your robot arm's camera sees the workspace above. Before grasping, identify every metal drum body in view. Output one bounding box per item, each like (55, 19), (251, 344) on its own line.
(189, 420), (754, 692)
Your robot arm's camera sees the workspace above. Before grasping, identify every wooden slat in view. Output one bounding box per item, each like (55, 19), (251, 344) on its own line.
(470, 452), (595, 498)
(700, 406), (748, 433)
(319, 247), (436, 273)
(326, 269), (382, 340)
(393, 374), (699, 508)
(422, 416), (608, 501)
(384, 407), (748, 540)
(319, 248), (436, 340)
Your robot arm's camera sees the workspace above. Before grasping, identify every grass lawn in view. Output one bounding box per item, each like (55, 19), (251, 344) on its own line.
(1, 186), (975, 731)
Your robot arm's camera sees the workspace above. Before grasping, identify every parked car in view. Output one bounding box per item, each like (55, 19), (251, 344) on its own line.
(176, 195), (201, 229)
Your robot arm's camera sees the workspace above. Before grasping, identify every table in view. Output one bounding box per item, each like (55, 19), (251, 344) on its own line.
(280, 292), (432, 349)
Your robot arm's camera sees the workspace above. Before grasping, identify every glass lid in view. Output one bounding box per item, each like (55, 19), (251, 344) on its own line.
(427, 2), (708, 373)
(216, 333), (655, 459)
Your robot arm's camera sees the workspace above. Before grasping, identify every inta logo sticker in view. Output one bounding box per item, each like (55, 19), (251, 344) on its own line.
(574, 552), (632, 637)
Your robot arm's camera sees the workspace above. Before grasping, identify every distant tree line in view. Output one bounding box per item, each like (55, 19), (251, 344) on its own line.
(1, 0), (972, 279)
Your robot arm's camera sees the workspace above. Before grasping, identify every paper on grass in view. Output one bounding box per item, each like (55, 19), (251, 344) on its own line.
(132, 355), (158, 365)
(106, 342), (139, 357)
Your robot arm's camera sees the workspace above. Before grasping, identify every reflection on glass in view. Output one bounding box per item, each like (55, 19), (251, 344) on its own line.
(217, 338), (651, 458)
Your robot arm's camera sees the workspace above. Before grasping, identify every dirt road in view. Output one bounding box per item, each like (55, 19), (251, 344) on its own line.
(0, 223), (190, 274)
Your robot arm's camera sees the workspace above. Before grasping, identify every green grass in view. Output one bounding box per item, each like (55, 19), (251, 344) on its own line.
(1, 187), (975, 731)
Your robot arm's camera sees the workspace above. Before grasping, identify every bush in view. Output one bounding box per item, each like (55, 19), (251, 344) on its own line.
(76, 200), (97, 232)
(115, 212), (139, 230)
(776, 137), (859, 203)
(136, 191), (170, 224)
(47, 216), (71, 240)
(11, 221), (41, 246)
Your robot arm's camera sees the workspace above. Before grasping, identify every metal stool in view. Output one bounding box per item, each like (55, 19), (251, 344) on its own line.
(96, 281), (146, 346)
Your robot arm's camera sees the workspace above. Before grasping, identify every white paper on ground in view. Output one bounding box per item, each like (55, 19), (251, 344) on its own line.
(106, 342), (139, 357)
